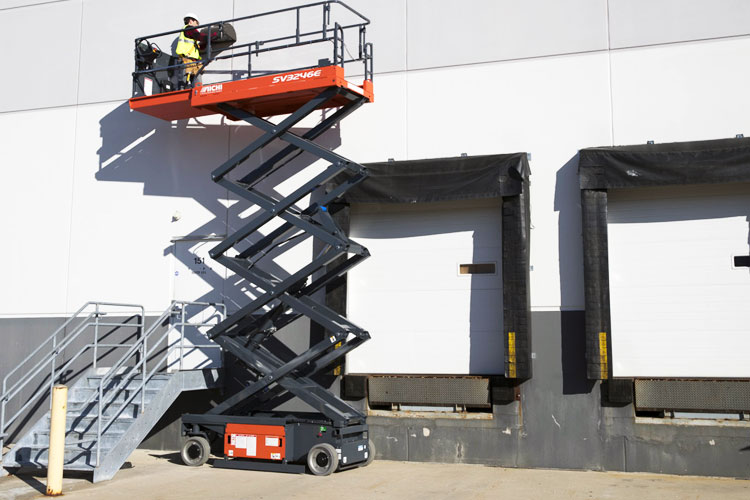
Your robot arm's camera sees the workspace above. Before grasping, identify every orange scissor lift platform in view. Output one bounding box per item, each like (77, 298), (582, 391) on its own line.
(129, 2), (377, 475)
(129, 65), (373, 121)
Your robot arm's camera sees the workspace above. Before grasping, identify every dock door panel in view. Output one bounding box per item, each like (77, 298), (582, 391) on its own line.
(607, 184), (750, 378)
(345, 199), (503, 375)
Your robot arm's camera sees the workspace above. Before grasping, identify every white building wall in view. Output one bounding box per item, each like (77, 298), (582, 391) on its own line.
(1, 0), (749, 323)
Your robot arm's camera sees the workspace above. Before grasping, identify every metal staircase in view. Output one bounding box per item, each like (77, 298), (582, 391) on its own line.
(1, 301), (224, 482)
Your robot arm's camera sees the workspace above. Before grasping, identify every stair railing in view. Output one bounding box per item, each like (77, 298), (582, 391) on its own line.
(0, 302), (145, 455)
(86, 300), (224, 467)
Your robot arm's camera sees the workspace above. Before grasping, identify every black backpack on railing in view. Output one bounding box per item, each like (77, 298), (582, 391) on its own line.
(199, 23), (237, 57)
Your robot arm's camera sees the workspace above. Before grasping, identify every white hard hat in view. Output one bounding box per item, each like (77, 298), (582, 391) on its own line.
(184, 13), (199, 24)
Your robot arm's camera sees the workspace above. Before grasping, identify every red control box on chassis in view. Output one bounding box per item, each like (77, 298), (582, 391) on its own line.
(224, 424), (286, 461)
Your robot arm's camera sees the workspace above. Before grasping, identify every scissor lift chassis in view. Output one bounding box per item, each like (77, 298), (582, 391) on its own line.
(172, 83), (373, 474)
(182, 413), (370, 473)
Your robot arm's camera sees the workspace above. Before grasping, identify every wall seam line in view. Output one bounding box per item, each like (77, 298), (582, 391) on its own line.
(0, 0), (67, 12)
(404, 0), (409, 160)
(605, 0), (615, 147)
(63, 0), (86, 316)
(5, 33), (750, 116)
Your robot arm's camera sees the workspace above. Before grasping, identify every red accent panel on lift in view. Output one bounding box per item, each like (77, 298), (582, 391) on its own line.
(224, 423), (286, 461)
(128, 65), (374, 121)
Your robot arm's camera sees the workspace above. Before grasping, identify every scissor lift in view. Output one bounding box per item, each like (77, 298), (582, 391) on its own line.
(129, 2), (374, 475)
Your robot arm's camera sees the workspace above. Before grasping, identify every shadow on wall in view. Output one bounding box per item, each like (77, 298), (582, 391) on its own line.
(555, 153), (595, 395)
(468, 203), (504, 375)
(96, 101), (341, 310)
(94, 101), (344, 407)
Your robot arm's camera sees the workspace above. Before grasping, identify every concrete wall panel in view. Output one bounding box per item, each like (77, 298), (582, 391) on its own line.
(610, 38), (750, 145)
(230, 0), (401, 78)
(77, 0), (234, 105)
(609, 0), (750, 49)
(406, 0), (608, 70)
(0, 107), (76, 315)
(406, 53), (612, 308)
(0, 1), (82, 112)
(338, 72), (408, 163)
(339, 0), (407, 75)
(65, 101), (229, 313)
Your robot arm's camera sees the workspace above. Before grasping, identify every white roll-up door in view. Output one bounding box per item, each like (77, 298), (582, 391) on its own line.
(345, 199), (503, 375)
(608, 184), (750, 378)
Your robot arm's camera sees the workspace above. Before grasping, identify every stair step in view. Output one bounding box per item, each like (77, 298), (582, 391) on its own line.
(82, 374), (170, 390)
(3, 367), (188, 481)
(69, 386), (162, 403)
(8, 444), (110, 469)
(68, 401), (141, 418)
(33, 430), (123, 448)
(49, 414), (136, 434)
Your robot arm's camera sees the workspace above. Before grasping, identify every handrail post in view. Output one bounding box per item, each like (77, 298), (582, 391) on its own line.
(0, 392), (6, 453)
(296, 7), (301, 44)
(322, 3), (329, 40)
(179, 304), (186, 371)
(333, 22), (339, 66)
(358, 25), (364, 59)
(49, 334), (57, 410)
(96, 383), (102, 467)
(93, 303), (100, 371)
(365, 42), (373, 81)
(207, 23), (213, 61)
(140, 310), (147, 413)
(333, 22), (344, 67)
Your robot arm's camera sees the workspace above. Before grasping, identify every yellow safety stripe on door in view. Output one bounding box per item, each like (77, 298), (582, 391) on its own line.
(507, 331), (517, 378)
(598, 331), (609, 380)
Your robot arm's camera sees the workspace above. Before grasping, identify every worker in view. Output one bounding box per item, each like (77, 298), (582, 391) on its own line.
(176, 13), (203, 87)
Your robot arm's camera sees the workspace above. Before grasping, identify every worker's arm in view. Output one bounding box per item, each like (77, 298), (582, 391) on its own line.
(184, 27), (205, 46)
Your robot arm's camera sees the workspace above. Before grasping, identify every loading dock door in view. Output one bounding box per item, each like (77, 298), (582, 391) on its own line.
(345, 199), (503, 375)
(607, 184), (750, 378)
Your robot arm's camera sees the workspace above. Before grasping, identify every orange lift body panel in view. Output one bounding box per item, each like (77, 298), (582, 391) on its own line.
(129, 65), (373, 121)
(224, 423), (286, 461)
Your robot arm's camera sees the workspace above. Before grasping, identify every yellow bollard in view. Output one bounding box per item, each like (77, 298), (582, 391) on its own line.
(46, 385), (67, 496)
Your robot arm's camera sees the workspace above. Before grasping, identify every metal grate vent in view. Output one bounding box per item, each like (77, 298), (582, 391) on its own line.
(368, 376), (490, 408)
(635, 379), (750, 412)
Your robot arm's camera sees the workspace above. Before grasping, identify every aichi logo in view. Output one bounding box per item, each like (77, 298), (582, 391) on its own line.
(199, 83), (223, 95)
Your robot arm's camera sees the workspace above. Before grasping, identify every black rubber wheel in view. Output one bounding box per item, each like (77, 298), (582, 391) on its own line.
(363, 439), (375, 467)
(307, 443), (339, 476)
(180, 435), (210, 467)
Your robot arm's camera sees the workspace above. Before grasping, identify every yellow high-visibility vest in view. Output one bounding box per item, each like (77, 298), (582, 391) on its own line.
(176, 25), (200, 59)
